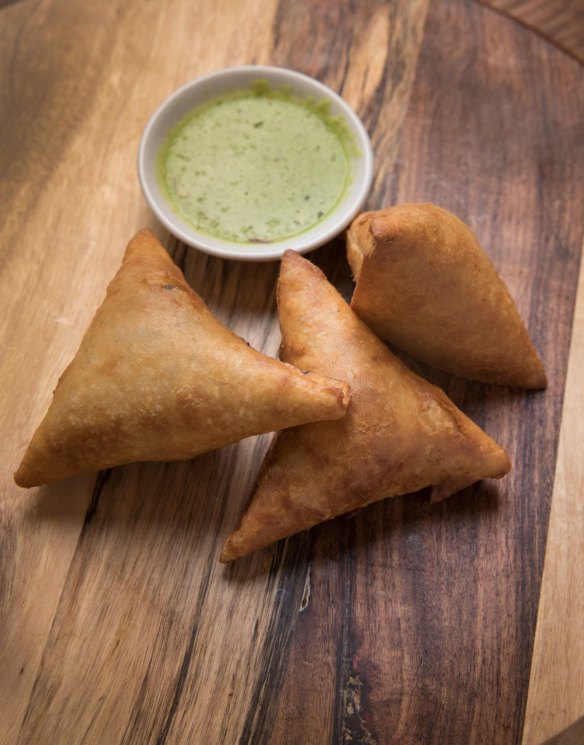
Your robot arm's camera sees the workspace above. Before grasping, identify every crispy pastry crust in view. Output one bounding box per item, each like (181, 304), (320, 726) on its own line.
(221, 251), (510, 562)
(14, 231), (350, 488)
(347, 203), (547, 389)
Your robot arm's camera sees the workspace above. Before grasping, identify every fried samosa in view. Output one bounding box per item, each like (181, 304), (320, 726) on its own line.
(221, 250), (510, 562)
(14, 230), (350, 488)
(347, 203), (547, 389)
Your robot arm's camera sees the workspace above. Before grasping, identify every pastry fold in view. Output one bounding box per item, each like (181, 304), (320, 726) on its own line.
(347, 203), (547, 388)
(14, 230), (350, 488)
(221, 251), (510, 562)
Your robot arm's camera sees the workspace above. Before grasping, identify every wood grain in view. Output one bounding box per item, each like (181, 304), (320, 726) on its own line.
(522, 242), (584, 745)
(0, 0), (582, 744)
(485, 0), (584, 60)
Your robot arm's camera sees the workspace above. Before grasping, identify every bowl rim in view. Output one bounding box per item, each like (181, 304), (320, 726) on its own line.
(138, 65), (374, 261)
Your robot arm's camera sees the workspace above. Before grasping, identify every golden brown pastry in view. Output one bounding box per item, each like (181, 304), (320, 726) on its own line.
(220, 251), (510, 562)
(347, 203), (547, 389)
(14, 230), (350, 488)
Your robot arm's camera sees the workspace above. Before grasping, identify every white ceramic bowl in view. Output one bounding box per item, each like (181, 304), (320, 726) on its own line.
(138, 66), (374, 261)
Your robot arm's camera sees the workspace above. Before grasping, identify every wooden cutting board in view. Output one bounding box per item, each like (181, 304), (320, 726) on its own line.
(0, 1), (582, 743)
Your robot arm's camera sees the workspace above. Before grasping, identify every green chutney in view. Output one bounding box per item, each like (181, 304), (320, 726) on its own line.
(157, 82), (356, 244)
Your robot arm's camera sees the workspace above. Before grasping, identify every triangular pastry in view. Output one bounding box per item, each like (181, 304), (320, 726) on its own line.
(221, 250), (510, 562)
(347, 203), (547, 388)
(14, 230), (350, 487)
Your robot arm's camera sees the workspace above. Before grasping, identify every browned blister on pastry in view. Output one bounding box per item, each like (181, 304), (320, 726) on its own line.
(220, 251), (510, 562)
(14, 230), (350, 488)
(347, 203), (547, 389)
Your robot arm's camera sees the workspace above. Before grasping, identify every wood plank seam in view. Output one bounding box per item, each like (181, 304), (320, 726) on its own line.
(522, 239), (584, 745)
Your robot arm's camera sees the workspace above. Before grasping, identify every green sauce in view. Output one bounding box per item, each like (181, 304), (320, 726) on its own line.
(157, 81), (357, 244)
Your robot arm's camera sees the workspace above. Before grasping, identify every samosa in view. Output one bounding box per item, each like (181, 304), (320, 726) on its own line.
(221, 251), (510, 562)
(14, 230), (350, 488)
(347, 203), (547, 389)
